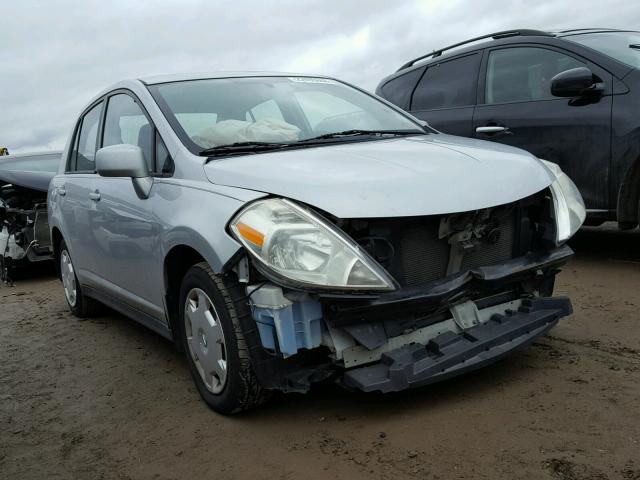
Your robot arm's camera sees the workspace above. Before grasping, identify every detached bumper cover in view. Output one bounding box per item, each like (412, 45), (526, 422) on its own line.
(343, 296), (572, 393)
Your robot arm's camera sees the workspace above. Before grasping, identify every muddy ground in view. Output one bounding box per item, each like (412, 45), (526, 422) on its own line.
(1, 224), (639, 480)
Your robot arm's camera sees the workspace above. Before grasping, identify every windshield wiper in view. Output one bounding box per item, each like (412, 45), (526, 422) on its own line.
(298, 129), (426, 143)
(200, 130), (426, 158)
(199, 141), (292, 157)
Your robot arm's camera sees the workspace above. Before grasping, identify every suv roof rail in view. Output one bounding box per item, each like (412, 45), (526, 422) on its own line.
(397, 29), (554, 72)
(558, 28), (628, 34)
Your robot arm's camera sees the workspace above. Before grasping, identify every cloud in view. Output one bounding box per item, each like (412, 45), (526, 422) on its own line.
(1, 0), (639, 152)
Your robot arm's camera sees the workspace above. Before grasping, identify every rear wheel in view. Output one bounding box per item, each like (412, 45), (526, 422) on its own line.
(59, 240), (98, 317)
(179, 262), (270, 414)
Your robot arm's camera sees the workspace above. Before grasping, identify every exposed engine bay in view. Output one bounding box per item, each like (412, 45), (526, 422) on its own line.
(0, 184), (53, 284)
(229, 189), (573, 393)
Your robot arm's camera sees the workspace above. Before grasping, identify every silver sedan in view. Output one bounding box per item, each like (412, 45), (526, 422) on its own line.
(48, 73), (585, 414)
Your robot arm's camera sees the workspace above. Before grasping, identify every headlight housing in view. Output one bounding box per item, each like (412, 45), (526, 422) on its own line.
(229, 198), (396, 291)
(542, 160), (586, 244)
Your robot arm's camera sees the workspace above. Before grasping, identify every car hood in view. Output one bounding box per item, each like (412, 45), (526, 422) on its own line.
(0, 169), (55, 192)
(204, 134), (555, 218)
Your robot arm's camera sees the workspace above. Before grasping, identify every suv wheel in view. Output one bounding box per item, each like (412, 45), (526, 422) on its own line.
(179, 262), (270, 414)
(59, 240), (99, 317)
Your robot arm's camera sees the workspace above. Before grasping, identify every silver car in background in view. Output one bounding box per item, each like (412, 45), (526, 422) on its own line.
(1, 151), (60, 283)
(48, 73), (585, 414)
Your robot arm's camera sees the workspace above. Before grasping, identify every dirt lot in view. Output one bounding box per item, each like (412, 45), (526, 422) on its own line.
(1, 225), (639, 480)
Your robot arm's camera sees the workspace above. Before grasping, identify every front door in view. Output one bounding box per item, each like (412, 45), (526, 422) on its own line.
(473, 45), (613, 211)
(89, 92), (166, 321)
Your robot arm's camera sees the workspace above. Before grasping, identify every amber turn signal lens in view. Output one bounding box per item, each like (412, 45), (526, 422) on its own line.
(235, 222), (265, 248)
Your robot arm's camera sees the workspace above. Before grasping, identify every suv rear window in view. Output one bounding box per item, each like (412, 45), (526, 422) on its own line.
(411, 53), (481, 111)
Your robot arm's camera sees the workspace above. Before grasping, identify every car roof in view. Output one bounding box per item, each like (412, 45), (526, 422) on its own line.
(555, 28), (638, 36)
(396, 28), (635, 73)
(380, 28), (638, 89)
(78, 72), (347, 123)
(140, 71), (332, 85)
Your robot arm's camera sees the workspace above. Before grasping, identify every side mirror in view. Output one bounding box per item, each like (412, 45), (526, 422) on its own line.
(550, 67), (603, 98)
(95, 144), (153, 198)
(96, 144), (148, 178)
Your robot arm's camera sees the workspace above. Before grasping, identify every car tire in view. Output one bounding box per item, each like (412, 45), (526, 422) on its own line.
(179, 262), (271, 414)
(59, 240), (99, 318)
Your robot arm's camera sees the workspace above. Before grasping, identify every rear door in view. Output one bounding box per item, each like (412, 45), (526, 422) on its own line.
(408, 52), (482, 137)
(58, 101), (103, 285)
(473, 45), (613, 211)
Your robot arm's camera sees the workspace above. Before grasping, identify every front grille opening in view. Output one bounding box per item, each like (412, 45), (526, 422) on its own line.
(400, 221), (450, 286)
(339, 191), (550, 288)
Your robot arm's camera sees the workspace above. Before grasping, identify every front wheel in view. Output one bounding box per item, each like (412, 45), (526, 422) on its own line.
(179, 262), (270, 414)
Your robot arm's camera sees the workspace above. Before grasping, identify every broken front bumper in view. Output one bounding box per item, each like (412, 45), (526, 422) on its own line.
(343, 296), (572, 393)
(241, 245), (574, 393)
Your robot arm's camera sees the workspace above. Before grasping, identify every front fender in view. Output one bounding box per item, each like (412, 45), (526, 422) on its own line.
(156, 179), (265, 273)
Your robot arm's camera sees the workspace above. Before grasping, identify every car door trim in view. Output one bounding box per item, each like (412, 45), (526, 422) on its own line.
(83, 284), (172, 339)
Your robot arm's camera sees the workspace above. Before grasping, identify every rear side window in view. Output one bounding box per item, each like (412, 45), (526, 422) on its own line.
(379, 68), (424, 110)
(103, 94), (153, 171)
(70, 102), (103, 172)
(485, 47), (585, 104)
(411, 53), (481, 110)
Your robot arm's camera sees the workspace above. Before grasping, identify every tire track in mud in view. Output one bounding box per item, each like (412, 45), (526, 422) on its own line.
(543, 335), (640, 372)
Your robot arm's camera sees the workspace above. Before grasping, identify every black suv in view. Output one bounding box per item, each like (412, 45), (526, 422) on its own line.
(376, 29), (640, 228)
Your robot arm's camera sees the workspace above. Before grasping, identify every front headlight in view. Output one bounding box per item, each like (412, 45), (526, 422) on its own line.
(542, 160), (586, 244)
(229, 198), (396, 291)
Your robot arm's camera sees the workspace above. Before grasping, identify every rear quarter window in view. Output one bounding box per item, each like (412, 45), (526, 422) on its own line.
(379, 67), (425, 110)
(69, 102), (103, 172)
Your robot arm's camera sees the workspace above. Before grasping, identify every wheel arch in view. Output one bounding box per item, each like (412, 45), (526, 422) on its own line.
(162, 235), (241, 346)
(50, 226), (64, 278)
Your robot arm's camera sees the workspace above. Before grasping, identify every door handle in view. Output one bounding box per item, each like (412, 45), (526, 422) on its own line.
(58, 187), (66, 197)
(89, 191), (101, 201)
(476, 126), (508, 134)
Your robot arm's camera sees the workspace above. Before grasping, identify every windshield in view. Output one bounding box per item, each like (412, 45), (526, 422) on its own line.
(148, 76), (424, 154)
(566, 31), (640, 68)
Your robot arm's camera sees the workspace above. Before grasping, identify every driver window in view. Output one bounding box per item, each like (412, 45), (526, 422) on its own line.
(103, 94), (153, 171)
(486, 47), (585, 104)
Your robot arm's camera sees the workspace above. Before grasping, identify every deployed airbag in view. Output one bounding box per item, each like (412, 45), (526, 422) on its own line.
(192, 118), (300, 148)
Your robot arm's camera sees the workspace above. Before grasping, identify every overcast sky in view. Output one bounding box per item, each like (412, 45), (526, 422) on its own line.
(1, 0), (639, 153)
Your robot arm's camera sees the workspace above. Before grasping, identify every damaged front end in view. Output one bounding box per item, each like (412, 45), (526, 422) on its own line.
(0, 184), (53, 284)
(0, 152), (60, 284)
(226, 183), (581, 394)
